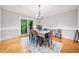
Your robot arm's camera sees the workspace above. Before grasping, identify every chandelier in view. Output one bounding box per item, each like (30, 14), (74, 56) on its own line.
(36, 5), (44, 20)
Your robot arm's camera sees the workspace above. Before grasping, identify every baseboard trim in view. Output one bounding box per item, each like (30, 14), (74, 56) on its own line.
(0, 36), (21, 42)
(52, 34), (74, 40)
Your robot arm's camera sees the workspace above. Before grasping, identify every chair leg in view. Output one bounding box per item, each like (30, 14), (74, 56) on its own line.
(47, 40), (50, 47)
(60, 35), (61, 39)
(29, 36), (30, 41)
(36, 39), (39, 46)
(31, 38), (32, 43)
(39, 40), (42, 47)
(39, 38), (44, 47)
(32, 38), (35, 44)
(51, 39), (52, 45)
(45, 38), (50, 47)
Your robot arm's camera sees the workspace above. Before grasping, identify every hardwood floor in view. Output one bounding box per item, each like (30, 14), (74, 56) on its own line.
(0, 36), (79, 53)
(0, 36), (32, 53)
(52, 37), (79, 53)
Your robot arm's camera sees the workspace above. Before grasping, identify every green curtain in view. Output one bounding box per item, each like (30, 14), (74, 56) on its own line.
(21, 19), (33, 34)
(21, 19), (27, 34)
(28, 20), (33, 28)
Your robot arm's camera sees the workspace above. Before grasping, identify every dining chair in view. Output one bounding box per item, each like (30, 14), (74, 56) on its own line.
(45, 33), (51, 47)
(38, 36), (44, 47)
(55, 29), (62, 39)
(31, 30), (38, 44)
(74, 30), (79, 43)
(48, 29), (53, 45)
(29, 27), (33, 43)
(49, 29), (53, 35)
(34, 30), (44, 46)
(31, 30), (43, 46)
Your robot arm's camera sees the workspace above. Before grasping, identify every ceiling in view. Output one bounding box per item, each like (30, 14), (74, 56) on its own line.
(1, 5), (79, 19)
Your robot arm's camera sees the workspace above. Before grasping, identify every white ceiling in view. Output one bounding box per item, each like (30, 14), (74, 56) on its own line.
(1, 5), (79, 19)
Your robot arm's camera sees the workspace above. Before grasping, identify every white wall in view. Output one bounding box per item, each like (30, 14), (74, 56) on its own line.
(1, 9), (37, 40)
(1, 9), (21, 40)
(41, 10), (77, 40)
(77, 8), (79, 30)
(0, 7), (1, 40)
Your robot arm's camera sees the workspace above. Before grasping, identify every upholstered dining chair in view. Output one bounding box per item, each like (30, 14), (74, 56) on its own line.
(48, 29), (53, 45)
(49, 29), (53, 35)
(29, 27), (33, 43)
(32, 30), (44, 46)
(31, 30), (38, 44)
(55, 29), (62, 39)
(45, 33), (51, 47)
(74, 30), (79, 43)
(29, 26), (38, 44)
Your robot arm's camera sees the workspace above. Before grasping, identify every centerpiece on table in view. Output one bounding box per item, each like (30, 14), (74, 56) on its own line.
(36, 25), (42, 31)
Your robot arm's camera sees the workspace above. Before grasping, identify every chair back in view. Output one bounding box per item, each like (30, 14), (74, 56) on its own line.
(31, 29), (38, 38)
(29, 28), (33, 38)
(49, 29), (53, 34)
(57, 29), (62, 34)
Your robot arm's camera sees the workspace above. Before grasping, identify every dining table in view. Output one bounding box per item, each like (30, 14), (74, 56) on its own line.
(34, 29), (52, 47)
(36, 29), (50, 38)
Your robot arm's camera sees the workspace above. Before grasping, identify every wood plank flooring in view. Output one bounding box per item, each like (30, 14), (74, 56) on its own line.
(0, 36), (79, 53)
(52, 37), (79, 53)
(0, 36), (32, 53)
